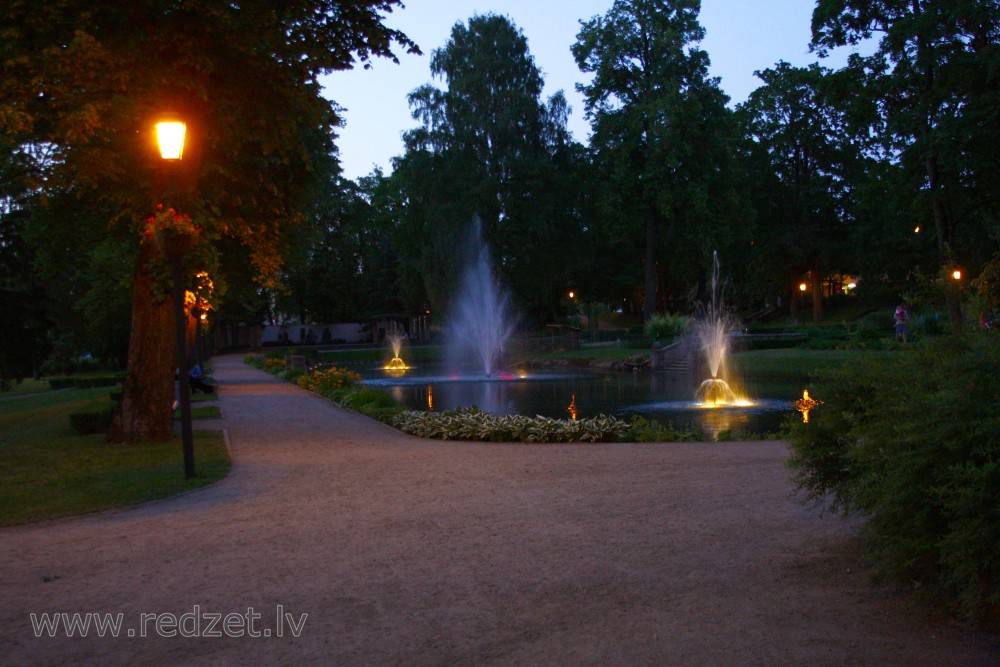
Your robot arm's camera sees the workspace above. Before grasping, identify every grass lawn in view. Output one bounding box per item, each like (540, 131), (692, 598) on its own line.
(192, 405), (222, 419)
(0, 387), (230, 526)
(534, 345), (648, 362)
(0, 378), (52, 397)
(316, 345), (447, 365)
(734, 347), (899, 380)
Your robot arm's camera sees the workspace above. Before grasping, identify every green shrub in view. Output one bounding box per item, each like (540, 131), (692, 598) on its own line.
(625, 415), (700, 442)
(337, 387), (405, 421)
(786, 335), (1000, 622)
(644, 313), (691, 341)
(261, 357), (286, 374)
(69, 407), (116, 435)
(295, 366), (361, 393)
(391, 407), (629, 443)
(277, 368), (306, 383)
(855, 310), (892, 341)
(913, 311), (946, 337)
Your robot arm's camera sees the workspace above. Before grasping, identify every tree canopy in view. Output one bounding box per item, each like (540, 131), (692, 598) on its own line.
(0, 0), (417, 439)
(811, 0), (1000, 326)
(573, 0), (750, 320)
(393, 13), (582, 322)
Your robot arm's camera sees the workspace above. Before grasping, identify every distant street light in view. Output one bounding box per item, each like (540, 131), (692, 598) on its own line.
(952, 269), (962, 281)
(799, 283), (808, 292)
(156, 114), (195, 479)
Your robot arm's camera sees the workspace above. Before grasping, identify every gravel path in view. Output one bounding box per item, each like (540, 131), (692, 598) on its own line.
(1, 355), (995, 666)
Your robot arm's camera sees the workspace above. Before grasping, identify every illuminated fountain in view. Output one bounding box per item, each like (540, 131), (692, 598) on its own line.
(447, 219), (516, 377)
(383, 329), (410, 375)
(365, 246), (795, 437)
(695, 251), (751, 408)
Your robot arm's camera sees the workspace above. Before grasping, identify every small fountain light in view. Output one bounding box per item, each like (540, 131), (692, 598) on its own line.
(567, 394), (578, 421)
(383, 330), (410, 373)
(795, 389), (821, 423)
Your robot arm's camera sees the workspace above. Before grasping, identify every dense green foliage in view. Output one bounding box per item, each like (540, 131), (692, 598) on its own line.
(3, 0), (997, 363)
(0, 0), (417, 437)
(811, 0), (1000, 327)
(645, 313), (692, 341)
(388, 13), (583, 321)
(737, 61), (873, 321)
(625, 415), (701, 442)
(391, 407), (629, 443)
(786, 334), (1000, 621)
(574, 0), (750, 320)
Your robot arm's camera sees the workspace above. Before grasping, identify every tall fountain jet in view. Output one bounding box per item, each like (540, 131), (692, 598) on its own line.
(448, 218), (515, 377)
(695, 251), (745, 406)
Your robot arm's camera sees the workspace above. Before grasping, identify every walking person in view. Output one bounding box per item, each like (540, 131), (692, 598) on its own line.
(894, 303), (909, 344)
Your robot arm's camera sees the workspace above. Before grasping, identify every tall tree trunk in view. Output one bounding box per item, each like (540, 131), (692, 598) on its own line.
(812, 262), (824, 323)
(643, 207), (657, 323)
(186, 314), (198, 366)
(927, 155), (963, 330)
(914, 3), (963, 332)
(107, 243), (175, 443)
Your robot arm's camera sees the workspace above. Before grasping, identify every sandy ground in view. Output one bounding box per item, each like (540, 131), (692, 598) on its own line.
(1, 355), (996, 666)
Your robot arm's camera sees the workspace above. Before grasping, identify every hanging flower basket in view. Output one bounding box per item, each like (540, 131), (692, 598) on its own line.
(144, 205), (201, 259)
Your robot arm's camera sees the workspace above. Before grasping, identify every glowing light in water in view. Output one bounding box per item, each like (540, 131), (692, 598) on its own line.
(795, 389), (821, 423)
(385, 357), (409, 370)
(567, 394), (578, 420)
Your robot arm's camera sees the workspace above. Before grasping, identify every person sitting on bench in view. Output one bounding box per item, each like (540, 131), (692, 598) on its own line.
(189, 363), (215, 394)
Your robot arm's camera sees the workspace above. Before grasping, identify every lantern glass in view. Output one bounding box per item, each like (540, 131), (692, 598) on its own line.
(156, 121), (186, 160)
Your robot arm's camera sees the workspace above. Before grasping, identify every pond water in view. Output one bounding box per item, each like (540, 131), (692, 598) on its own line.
(361, 365), (803, 439)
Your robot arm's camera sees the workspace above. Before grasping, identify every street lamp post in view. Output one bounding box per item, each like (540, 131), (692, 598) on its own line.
(156, 116), (195, 479)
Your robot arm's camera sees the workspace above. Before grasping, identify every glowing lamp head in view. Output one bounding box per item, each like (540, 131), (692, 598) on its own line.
(568, 291), (575, 299)
(799, 283), (807, 292)
(156, 120), (186, 160)
(952, 270), (962, 281)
